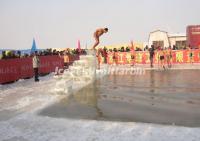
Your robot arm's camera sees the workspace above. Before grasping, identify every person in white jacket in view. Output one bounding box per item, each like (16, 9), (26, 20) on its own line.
(32, 51), (40, 82)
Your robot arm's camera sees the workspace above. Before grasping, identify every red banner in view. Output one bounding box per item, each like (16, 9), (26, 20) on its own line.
(0, 55), (65, 84)
(0, 59), (21, 83)
(104, 50), (200, 65)
(39, 56), (64, 74)
(20, 58), (34, 78)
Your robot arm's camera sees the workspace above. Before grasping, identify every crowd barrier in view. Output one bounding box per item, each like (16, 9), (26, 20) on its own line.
(1, 50), (200, 84)
(103, 50), (200, 64)
(0, 55), (79, 84)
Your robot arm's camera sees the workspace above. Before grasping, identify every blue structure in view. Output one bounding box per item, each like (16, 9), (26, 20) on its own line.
(0, 39), (43, 56)
(31, 38), (37, 53)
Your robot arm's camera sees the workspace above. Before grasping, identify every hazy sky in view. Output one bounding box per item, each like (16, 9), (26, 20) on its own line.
(0, 0), (200, 49)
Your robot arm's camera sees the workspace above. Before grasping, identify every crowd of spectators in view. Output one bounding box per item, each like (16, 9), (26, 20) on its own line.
(0, 48), (87, 60)
(98, 44), (200, 54)
(1, 44), (199, 60)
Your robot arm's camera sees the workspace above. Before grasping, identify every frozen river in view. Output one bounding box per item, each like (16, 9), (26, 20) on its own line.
(40, 70), (200, 127)
(1, 67), (200, 141)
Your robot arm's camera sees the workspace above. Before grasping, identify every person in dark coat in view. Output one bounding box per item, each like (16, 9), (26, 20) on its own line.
(149, 45), (155, 68)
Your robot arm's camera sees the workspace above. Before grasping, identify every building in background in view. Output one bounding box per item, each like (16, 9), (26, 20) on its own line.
(99, 42), (144, 51)
(187, 25), (200, 49)
(168, 33), (186, 49)
(148, 30), (186, 49)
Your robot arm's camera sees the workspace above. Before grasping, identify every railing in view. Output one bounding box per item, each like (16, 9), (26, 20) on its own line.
(0, 55), (79, 84)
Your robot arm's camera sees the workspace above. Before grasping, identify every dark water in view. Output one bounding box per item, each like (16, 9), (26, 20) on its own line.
(39, 70), (200, 127)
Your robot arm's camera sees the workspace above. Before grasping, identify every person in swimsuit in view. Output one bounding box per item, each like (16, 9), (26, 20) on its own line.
(166, 46), (172, 68)
(188, 46), (193, 64)
(159, 47), (165, 69)
(130, 41), (135, 66)
(92, 28), (108, 50)
(113, 48), (118, 65)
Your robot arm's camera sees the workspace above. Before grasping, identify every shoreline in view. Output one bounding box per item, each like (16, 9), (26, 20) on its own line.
(0, 66), (200, 141)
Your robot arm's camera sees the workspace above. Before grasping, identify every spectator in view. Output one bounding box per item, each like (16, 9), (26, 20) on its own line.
(113, 48), (118, 65)
(63, 51), (70, 69)
(121, 46), (125, 52)
(149, 45), (155, 68)
(32, 51), (40, 82)
(103, 46), (108, 64)
(166, 46), (172, 68)
(172, 45), (176, 50)
(16, 51), (21, 58)
(1, 51), (7, 59)
(188, 45), (193, 64)
(129, 40), (135, 66)
(126, 47), (130, 52)
(135, 47), (142, 51)
(144, 45), (149, 51)
(24, 53), (29, 58)
(158, 47), (165, 69)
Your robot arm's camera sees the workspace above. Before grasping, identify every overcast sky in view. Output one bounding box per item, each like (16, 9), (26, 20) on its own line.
(0, 0), (200, 49)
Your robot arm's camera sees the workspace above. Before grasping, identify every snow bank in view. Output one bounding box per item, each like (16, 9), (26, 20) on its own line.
(0, 65), (200, 141)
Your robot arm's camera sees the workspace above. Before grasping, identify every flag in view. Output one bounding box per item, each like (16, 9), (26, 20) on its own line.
(130, 40), (135, 51)
(77, 40), (81, 53)
(31, 38), (37, 53)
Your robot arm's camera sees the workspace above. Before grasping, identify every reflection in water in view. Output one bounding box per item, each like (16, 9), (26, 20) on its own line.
(73, 80), (103, 118)
(40, 70), (200, 127)
(149, 71), (155, 93)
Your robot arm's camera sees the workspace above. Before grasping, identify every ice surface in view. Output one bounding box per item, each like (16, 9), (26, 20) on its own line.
(53, 55), (96, 94)
(1, 64), (200, 141)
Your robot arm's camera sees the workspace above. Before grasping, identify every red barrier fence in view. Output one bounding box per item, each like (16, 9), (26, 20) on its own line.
(1, 50), (199, 84)
(0, 55), (79, 84)
(0, 59), (21, 84)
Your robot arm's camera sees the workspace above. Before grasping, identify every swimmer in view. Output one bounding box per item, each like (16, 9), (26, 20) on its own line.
(92, 28), (108, 50)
